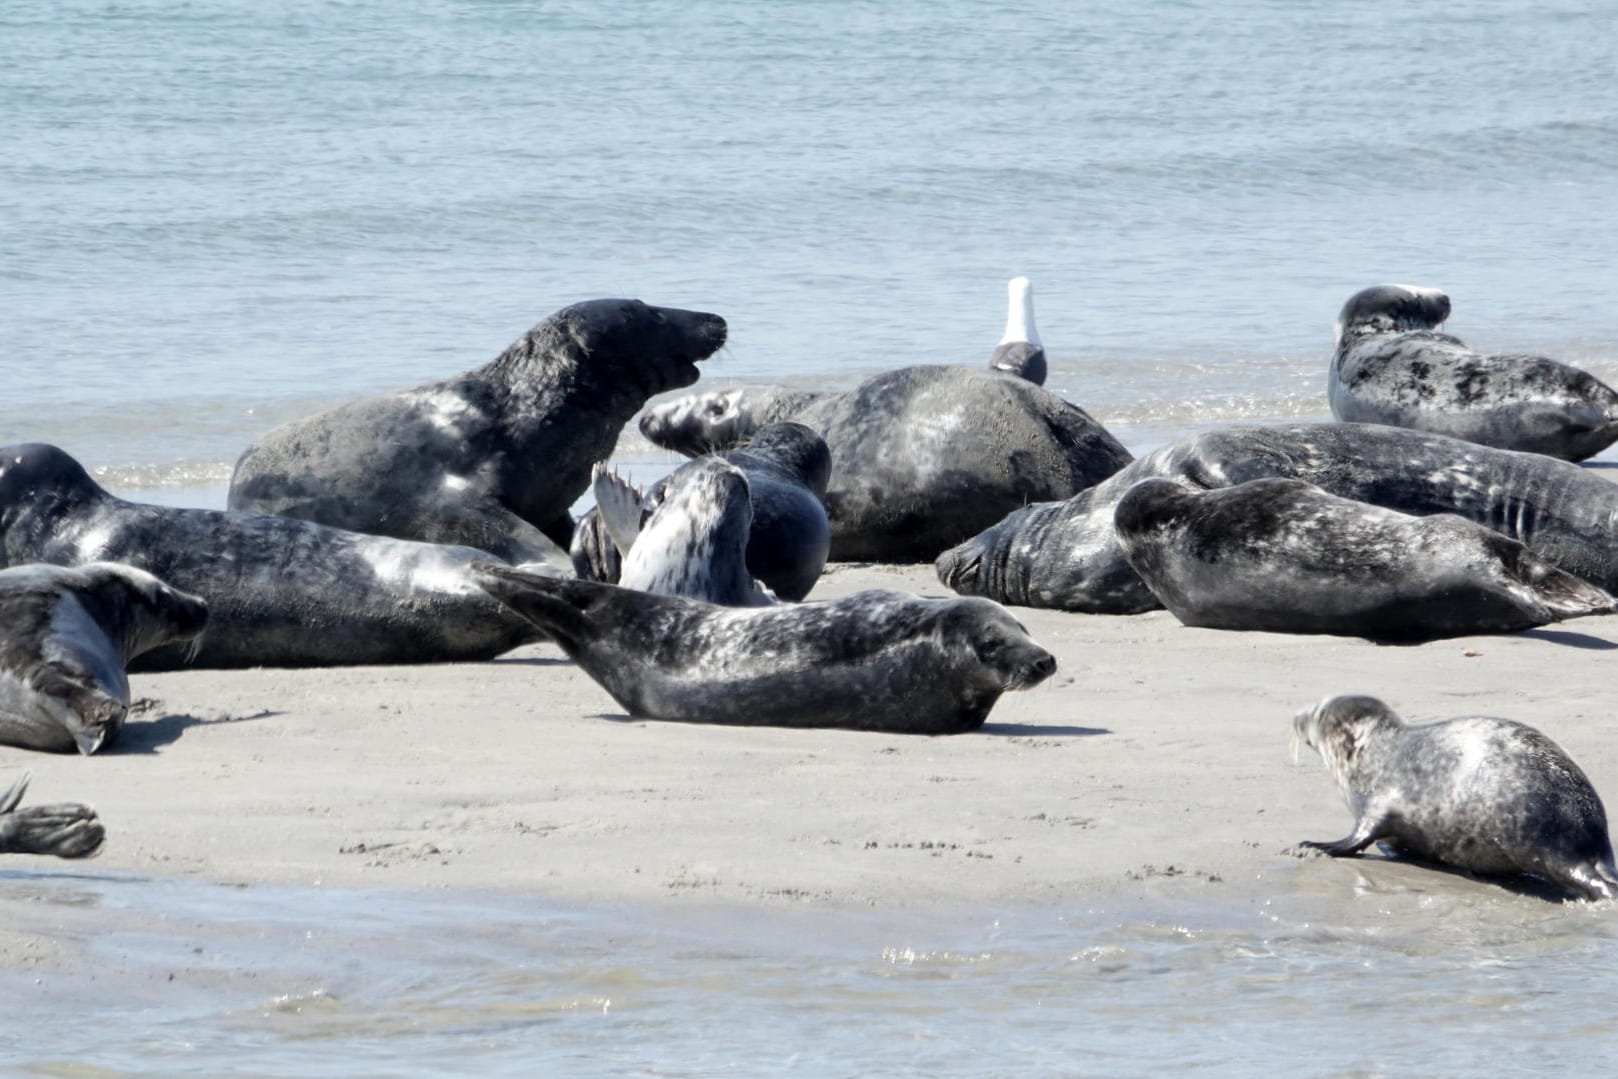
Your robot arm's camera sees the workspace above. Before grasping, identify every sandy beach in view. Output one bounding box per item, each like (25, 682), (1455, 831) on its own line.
(6, 559), (1616, 909)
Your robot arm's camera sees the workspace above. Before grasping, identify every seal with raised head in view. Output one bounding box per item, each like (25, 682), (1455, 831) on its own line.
(0, 443), (547, 670)
(0, 561), (208, 753)
(586, 458), (774, 606)
(1292, 694), (1618, 900)
(989, 276), (1047, 385)
(640, 365), (1131, 562)
(1329, 283), (1618, 461)
(0, 773), (104, 857)
(938, 422), (1618, 615)
(228, 298), (728, 562)
(1115, 477), (1616, 639)
(571, 421), (831, 601)
(472, 564), (1056, 735)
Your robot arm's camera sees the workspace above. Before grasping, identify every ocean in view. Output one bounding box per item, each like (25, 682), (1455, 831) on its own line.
(5, 0), (1618, 1073)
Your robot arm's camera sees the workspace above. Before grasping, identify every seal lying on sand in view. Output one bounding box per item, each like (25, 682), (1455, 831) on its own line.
(0, 562), (208, 753)
(1115, 478), (1616, 640)
(229, 298), (728, 562)
(588, 459), (774, 606)
(989, 277), (1046, 384)
(937, 422), (1618, 614)
(1329, 284), (1618, 461)
(1293, 694), (1618, 900)
(472, 564), (1056, 734)
(571, 422), (831, 601)
(0, 443), (545, 670)
(639, 366), (1131, 562)
(0, 773), (103, 857)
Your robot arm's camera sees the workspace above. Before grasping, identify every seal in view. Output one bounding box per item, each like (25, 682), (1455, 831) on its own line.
(228, 298), (728, 562)
(571, 421), (831, 601)
(0, 443), (548, 670)
(0, 561), (208, 754)
(989, 276), (1046, 384)
(938, 422), (1618, 614)
(1292, 694), (1618, 900)
(1329, 283), (1618, 461)
(640, 366), (1132, 562)
(587, 458), (774, 606)
(471, 564), (1057, 734)
(1115, 477), (1616, 639)
(0, 773), (104, 857)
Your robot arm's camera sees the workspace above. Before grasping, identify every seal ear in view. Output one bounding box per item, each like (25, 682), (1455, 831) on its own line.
(470, 563), (594, 649)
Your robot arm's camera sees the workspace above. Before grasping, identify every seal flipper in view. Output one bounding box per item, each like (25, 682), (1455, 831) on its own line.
(0, 774), (105, 858)
(471, 563), (598, 651)
(1296, 814), (1390, 858)
(27, 661), (128, 756)
(591, 464), (647, 558)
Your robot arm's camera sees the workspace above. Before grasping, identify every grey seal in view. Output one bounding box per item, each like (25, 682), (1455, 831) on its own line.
(0, 561), (208, 753)
(989, 276), (1046, 384)
(472, 564), (1057, 735)
(571, 421), (831, 601)
(1293, 694), (1618, 900)
(587, 458), (774, 606)
(1329, 283), (1618, 461)
(228, 298), (728, 562)
(1115, 477), (1616, 640)
(639, 366), (1131, 562)
(938, 422), (1618, 614)
(0, 443), (546, 670)
(0, 773), (104, 857)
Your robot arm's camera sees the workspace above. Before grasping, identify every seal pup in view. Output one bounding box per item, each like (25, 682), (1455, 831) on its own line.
(1329, 284), (1618, 461)
(640, 366), (1131, 562)
(1114, 477), (1616, 640)
(570, 421), (831, 601)
(0, 443), (547, 670)
(1293, 694), (1618, 900)
(989, 276), (1046, 385)
(0, 773), (104, 857)
(938, 422), (1618, 614)
(228, 298), (728, 562)
(0, 562), (208, 754)
(588, 458), (775, 606)
(472, 565), (1057, 735)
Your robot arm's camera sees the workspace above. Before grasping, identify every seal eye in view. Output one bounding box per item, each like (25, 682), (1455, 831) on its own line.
(705, 401), (726, 418)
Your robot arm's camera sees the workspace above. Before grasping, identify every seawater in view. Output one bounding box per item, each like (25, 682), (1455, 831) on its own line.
(6, 1), (1618, 1072)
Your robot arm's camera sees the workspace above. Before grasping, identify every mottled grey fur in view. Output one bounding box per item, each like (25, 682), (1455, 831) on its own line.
(1294, 694), (1618, 900)
(473, 565), (1056, 735)
(0, 773), (104, 857)
(1330, 284), (1618, 461)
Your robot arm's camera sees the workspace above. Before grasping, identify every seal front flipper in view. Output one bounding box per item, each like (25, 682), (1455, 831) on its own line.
(0, 775), (105, 858)
(1295, 816), (1389, 858)
(27, 661), (128, 756)
(591, 464), (647, 558)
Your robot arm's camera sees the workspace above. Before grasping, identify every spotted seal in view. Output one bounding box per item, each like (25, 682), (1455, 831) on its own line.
(0, 773), (104, 857)
(587, 458), (774, 606)
(0, 561), (208, 753)
(0, 443), (547, 670)
(1329, 284), (1618, 461)
(570, 421), (831, 601)
(1293, 694), (1618, 900)
(989, 276), (1046, 384)
(938, 422), (1618, 614)
(639, 366), (1131, 562)
(1115, 477), (1616, 639)
(472, 564), (1056, 734)
(228, 298), (728, 562)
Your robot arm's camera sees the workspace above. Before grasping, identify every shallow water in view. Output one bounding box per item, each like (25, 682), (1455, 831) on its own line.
(4, 863), (1616, 1077)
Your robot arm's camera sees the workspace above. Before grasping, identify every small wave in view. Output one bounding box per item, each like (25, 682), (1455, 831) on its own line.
(92, 458), (234, 490)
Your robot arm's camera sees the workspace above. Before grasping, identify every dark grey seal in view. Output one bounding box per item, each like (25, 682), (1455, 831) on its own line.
(1329, 283), (1618, 461)
(937, 422), (1618, 614)
(0, 561), (208, 754)
(586, 458), (773, 606)
(639, 366), (1131, 562)
(228, 298), (728, 562)
(989, 276), (1046, 385)
(0, 773), (104, 857)
(1115, 477), (1616, 640)
(0, 443), (545, 670)
(472, 564), (1057, 735)
(1293, 694), (1618, 900)
(570, 421), (831, 601)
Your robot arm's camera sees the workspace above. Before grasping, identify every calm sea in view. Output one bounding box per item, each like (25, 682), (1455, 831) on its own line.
(5, 0), (1618, 1072)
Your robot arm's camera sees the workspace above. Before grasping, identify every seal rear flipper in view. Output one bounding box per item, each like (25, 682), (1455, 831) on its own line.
(1509, 546), (1618, 620)
(0, 798), (105, 858)
(471, 563), (597, 650)
(591, 464), (646, 558)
